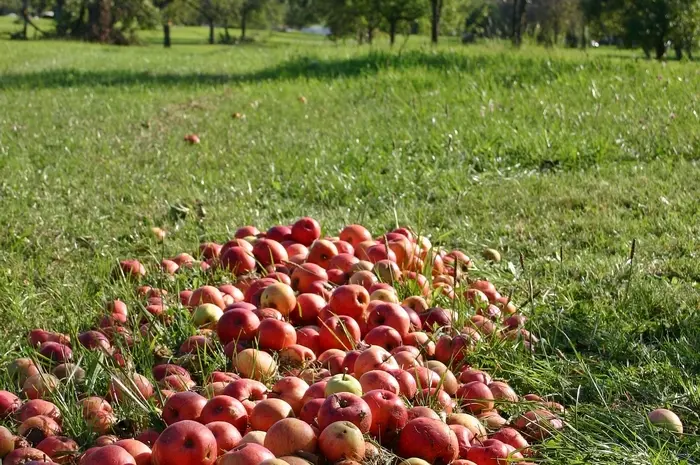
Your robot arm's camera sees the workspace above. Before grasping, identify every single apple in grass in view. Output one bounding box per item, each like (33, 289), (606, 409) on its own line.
(171, 253), (195, 267)
(648, 408), (683, 434)
(407, 406), (440, 421)
(339, 224), (372, 248)
(250, 399), (294, 432)
(353, 346), (399, 378)
(424, 361), (459, 395)
(18, 415), (61, 446)
(385, 368), (417, 399)
(299, 398), (324, 427)
(328, 254), (359, 273)
(223, 379), (268, 405)
(369, 288), (399, 303)
(252, 239), (288, 267)
(456, 381), (495, 415)
(318, 421), (365, 462)
(300, 380), (328, 406)
(319, 316), (361, 352)
(217, 442), (275, 465)
(361, 389), (408, 441)
(199, 396), (248, 433)
(206, 421), (243, 456)
(234, 349), (277, 381)
(0, 391), (21, 418)
(113, 439), (152, 465)
(17, 399), (62, 424)
(118, 259), (146, 279)
(264, 418), (317, 457)
(307, 239), (339, 269)
(359, 370), (400, 394)
(364, 325), (403, 352)
(490, 427), (530, 455)
(28, 329), (71, 348)
(162, 391), (207, 425)
(260, 283), (296, 317)
(397, 417), (459, 465)
(0, 425), (15, 458)
(446, 413), (487, 442)
(324, 371), (363, 397)
(108, 373), (154, 402)
(279, 344), (316, 366)
(448, 424), (473, 459)
(152, 420), (217, 465)
(291, 217), (321, 246)
(192, 304), (224, 328)
(269, 377), (309, 414)
(348, 270), (378, 290)
(257, 319), (297, 351)
(317, 392), (372, 434)
(38, 342), (73, 363)
(23, 373), (60, 400)
(290, 293), (326, 325)
(328, 285), (370, 321)
(459, 368), (492, 385)
(189, 286), (225, 309)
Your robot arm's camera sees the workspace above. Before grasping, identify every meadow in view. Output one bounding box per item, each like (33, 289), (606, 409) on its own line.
(0, 18), (699, 464)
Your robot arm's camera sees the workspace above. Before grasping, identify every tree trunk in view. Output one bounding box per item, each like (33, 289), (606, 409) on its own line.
(55, 0), (66, 36)
(674, 45), (682, 60)
(430, 0), (440, 44)
(240, 11), (247, 40)
(581, 21), (586, 49)
(21, 0), (29, 38)
(389, 20), (397, 46)
(515, 0), (527, 46)
(655, 38), (666, 60)
(208, 19), (214, 44)
(163, 23), (171, 48)
(511, 0), (518, 44)
(368, 26), (373, 44)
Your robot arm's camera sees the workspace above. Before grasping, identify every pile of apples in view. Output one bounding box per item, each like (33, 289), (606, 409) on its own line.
(0, 218), (565, 465)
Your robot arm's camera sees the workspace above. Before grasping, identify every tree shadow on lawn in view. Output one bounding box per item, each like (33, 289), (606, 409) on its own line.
(0, 49), (618, 90)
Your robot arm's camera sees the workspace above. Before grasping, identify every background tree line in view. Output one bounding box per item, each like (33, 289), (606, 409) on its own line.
(2, 0), (699, 58)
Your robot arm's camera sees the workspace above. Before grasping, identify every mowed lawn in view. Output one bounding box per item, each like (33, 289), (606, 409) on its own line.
(1, 22), (699, 463)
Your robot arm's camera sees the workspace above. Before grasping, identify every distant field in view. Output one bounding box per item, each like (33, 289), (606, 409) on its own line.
(0, 19), (699, 464)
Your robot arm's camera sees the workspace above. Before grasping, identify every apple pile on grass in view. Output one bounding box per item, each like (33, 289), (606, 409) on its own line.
(0, 218), (678, 465)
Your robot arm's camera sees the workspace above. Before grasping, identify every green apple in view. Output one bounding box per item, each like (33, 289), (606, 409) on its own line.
(192, 303), (223, 328)
(324, 372), (362, 397)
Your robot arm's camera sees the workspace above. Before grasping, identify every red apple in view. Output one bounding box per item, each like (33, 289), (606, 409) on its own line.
(361, 389), (408, 440)
(220, 247), (256, 275)
(317, 392), (372, 433)
(290, 263), (328, 294)
(319, 316), (361, 352)
(36, 435), (79, 464)
(407, 406), (440, 421)
(264, 418), (317, 457)
(419, 307), (452, 331)
(162, 391), (207, 425)
(328, 254), (359, 273)
(456, 381), (494, 415)
(217, 308), (260, 345)
(206, 421), (243, 456)
(152, 364), (191, 382)
(299, 398), (324, 427)
(217, 443), (274, 465)
(235, 226), (260, 238)
(152, 420), (217, 465)
(199, 396), (247, 433)
(252, 239), (288, 267)
(449, 424), (474, 459)
(233, 349), (277, 380)
(258, 319), (296, 351)
(23, 374), (60, 400)
(339, 225), (372, 248)
(364, 325), (403, 352)
(307, 240), (338, 269)
(354, 346), (399, 378)
(250, 399), (294, 432)
(291, 217), (321, 246)
(0, 391), (21, 418)
(490, 427), (530, 455)
(223, 379), (268, 403)
(16, 399), (61, 424)
(359, 370), (399, 394)
(39, 342), (73, 363)
(269, 377), (309, 414)
(328, 285), (370, 321)
(290, 294), (326, 325)
(397, 417), (459, 464)
(279, 344), (316, 366)
(114, 439), (152, 465)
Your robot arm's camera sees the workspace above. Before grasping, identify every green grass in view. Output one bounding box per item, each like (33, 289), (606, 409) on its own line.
(0, 20), (699, 464)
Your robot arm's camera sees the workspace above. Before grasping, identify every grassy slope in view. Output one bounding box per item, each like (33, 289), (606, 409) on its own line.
(0, 22), (699, 463)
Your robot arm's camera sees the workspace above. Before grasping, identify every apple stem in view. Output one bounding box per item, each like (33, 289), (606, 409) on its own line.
(343, 367), (348, 380)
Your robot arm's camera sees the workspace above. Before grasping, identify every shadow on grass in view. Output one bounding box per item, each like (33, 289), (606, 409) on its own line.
(0, 49), (629, 90)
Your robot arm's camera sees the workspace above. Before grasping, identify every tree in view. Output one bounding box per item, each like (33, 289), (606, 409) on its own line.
(239, 0), (270, 39)
(377, 0), (426, 45)
(430, 0), (443, 43)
